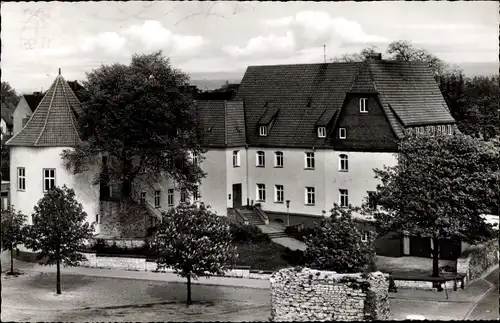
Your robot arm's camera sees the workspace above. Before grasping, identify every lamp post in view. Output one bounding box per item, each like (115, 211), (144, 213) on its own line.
(286, 200), (290, 227)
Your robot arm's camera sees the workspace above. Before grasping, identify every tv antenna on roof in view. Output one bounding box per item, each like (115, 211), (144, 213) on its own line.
(323, 45), (326, 63)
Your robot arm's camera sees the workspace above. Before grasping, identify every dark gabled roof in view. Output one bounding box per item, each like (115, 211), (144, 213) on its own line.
(234, 60), (455, 148)
(23, 93), (44, 112)
(1, 102), (15, 126)
(368, 60), (455, 126)
(234, 63), (362, 148)
(6, 72), (83, 147)
(195, 100), (246, 147)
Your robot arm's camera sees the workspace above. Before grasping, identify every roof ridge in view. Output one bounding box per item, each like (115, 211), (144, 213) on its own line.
(34, 77), (59, 146)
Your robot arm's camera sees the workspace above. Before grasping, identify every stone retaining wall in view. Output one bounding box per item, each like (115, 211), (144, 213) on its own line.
(457, 239), (499, 283)
(270, 267), (390, 322)
(78, 252), (270, 279)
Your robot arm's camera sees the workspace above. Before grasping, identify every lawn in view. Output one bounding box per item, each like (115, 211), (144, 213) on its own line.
(231, 241), (291, 271)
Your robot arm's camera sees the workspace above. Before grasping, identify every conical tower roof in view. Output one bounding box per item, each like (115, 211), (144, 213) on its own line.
(6, 69), (84, 147)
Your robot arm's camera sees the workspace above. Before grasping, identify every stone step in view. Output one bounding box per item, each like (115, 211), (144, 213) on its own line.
(268, 232), (288, 239)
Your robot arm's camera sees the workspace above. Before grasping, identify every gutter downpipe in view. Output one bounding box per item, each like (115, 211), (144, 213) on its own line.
(245, 144), (249, 208)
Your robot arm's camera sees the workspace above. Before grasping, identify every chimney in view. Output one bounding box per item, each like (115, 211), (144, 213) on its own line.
(367, 53), (382, 60)
(59, 68), (61, 75)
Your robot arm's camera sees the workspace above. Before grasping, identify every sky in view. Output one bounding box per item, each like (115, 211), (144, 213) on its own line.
(2, 1), (498, 93)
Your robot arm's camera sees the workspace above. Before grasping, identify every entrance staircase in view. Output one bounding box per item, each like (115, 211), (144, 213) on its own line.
(237, 208), (265, 226)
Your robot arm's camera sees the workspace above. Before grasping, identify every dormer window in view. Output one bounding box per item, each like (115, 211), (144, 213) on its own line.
(339, 128), (347, 139)
(259, 126), (268, 136)
(359, 98), (368, 113)
(317, 126), (326, 138)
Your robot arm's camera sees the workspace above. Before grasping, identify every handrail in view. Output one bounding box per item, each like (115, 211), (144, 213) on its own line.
(233, 208), (249, 225)
(254, 205), (269, 225)
(130, 185), (163, 223)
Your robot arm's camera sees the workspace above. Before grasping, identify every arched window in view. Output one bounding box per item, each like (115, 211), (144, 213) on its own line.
(274, 151), (283, 167)
(256, 151), (265, 167)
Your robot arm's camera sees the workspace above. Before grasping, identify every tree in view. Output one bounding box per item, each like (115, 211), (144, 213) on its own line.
(62, 51), (205, 199)
(1, 206), (27, 274)
(151, 203), (235, 305)
(331, 45), (380, 62)
(370, 133), (499, 277)
(303, 204), (376, 273)
(1, 129), (10, 181)
(24, 185), (94, 294)
(1, 81), (20, 106)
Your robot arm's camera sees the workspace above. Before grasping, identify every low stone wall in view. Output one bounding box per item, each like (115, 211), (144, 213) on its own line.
(89, 237), (146, 249)
(393, 280), (435, 290)
(270, 268), (390, 322)
(457, 239), (499, 282)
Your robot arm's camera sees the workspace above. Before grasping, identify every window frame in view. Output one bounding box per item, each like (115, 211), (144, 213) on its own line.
(139, 164), (146, 174)
(447, 124), (452, 135)
(275, 185), (284, 203)
(367, 191), (377, 210)
(256, 183), (266, 202)
(359, 98), (368, 113)
(339, 154), (348, 172)
(192, 152), (199, 166)
(339, 189), (348, 207)
(233, 150), (240, 167)
(259, 125), (268, 137)
(305, 152), (315, 169)
(180, 188), (187, 203)
(167, 189), (174, 206)
(317, 126), (326, 138)
(361, 231), (369, 242)
(193, 185), (200, 202)
(140, 191), (146, 205)
(339, 127), (347, 139)
(256, 151), (266, 167)
(17, 167), (26, 191)
(154, 190), (161, 208)
(274, 151), (283, 168)
(305, 187), (315, 205)
(42, 168), (56, 192)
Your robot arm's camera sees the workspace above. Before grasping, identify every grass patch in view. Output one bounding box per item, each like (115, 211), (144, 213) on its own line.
(231, 241), (291, 271)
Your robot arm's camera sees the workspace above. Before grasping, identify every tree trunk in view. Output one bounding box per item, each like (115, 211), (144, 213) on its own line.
(10, 246), (14, 273)
(431, 237), (440, 277)
(186, 273), (192, 306)
(56, 245), (61, 294)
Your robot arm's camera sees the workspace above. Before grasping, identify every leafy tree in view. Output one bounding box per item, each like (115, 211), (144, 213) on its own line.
(1, 81), (20, 106)
(331, 45), (380, 62)
(24, 185), (94, 294)
(1, 206), (27, 274)
(62, 51), (205, 199)
(151, 203), (235, 305)
(303, 204), (376, 273)
(370, 133), (499, 277)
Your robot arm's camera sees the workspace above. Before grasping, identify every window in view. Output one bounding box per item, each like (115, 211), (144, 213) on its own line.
(17, 167), (26, 191)
(436, 125), (442, 135)
(430, 126), (435, 136)
(233, 150), (240, 167)
(180, 188), (187, 203)
(305, 187), (315, 205)
(167, 156), (173, 169)
(420, 126), (424, 134)
(95, 214), (99, 224)
(339, 154), (348, 172)
(256, 151), (265, 167)
(257, 184), (266, 202)
(305, 152), (315, 169)
(140, 192), (146, 205)
(193, 185), (200, 202)
(139, 165), (146, 174)
(339, 189), (348, 207)
(259, 126), (268, 136)
(361, 231), (369, 242)
(367, 191), (377, 210)
(168, 189), (174, 206)
(359, 98), (368, 113)
(447, 125), (452, 135)
(192, 152), (199, 165)
(275, 185), (284, 203)
(43, 169), (55, 192)
(154, 190), (160, 208)
(339, 128), (347, 139)
(275, 151), (283, 167)
(317, 126), (326, 138)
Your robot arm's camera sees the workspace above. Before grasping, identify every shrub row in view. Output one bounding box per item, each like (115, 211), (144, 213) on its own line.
(284, 226), (316, 242)
(228, 220), (271, 242)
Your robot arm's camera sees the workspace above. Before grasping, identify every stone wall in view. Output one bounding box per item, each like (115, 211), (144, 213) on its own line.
(89, 237), (146, 249)
(99, 200), (151, 238)
(270, 267), (390, 322)
(457, 239), (499, 282)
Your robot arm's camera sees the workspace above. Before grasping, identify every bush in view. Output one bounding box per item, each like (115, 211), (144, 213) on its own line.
(89, 239), (157, 257)
(284, 226), (316, 242)
(229, 220), (270, 242)
(281, 247), (307, 266)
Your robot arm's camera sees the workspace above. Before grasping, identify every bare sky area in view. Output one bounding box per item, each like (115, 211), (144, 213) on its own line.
(2, 1), (498, 93)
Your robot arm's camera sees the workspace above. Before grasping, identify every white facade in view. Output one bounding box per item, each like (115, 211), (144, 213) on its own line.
(12, 96), (33, 135)
(9, 146), (100, 226)
(0, 118), (6, 139)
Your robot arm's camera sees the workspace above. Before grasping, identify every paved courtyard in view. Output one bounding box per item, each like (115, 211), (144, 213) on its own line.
(1, 252), (498, 321)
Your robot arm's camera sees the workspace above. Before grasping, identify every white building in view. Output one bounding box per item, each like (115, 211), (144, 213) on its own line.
(6, 69), (99, 226)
